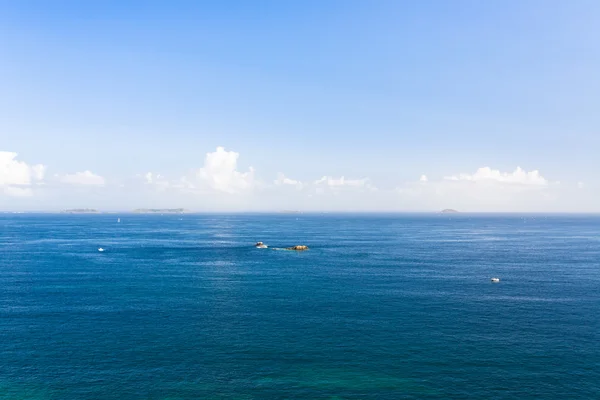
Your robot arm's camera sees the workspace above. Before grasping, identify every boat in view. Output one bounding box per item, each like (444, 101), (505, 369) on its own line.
(255, 242), (268, 249)
(286, 245), (309, 251)
(117, 218), (120, 223)
(98, 248), (105, 252)
(491, 277), (500, 283)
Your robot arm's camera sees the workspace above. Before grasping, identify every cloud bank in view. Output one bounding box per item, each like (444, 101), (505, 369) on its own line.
(314, 176), (371, 188)
(1, 147), (596, 212)
(445, 167), (548, 186)
(394, 166), (564, 212)
(61, 170), (106, 186)
(0, 151), (46, 197)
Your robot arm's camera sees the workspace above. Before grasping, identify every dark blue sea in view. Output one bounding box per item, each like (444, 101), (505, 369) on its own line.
(1, 214), (599, 399)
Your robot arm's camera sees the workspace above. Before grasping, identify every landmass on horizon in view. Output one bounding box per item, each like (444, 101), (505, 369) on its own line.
(132, 208), (190, 214)
(62, 208), (99, 214)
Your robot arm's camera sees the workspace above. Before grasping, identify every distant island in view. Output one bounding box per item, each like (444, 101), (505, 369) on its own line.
(441, 209), (459, 213)
(62, 208), (99, 213)
(132, 208), (189, 214)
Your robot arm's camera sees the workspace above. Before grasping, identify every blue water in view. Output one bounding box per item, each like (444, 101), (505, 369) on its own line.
(1, 214), (599, 399)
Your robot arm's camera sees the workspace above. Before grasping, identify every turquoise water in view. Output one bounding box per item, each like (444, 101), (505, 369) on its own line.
(1, 214), (599, 399)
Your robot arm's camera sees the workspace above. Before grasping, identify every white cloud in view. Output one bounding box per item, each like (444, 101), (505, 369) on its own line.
(0, 151), (46, 186)
(275, 173), (299, 185)
(0, 151), (46, 197)
(61, 170), (105, 186)
(139, 148), (255, 196)
(31, 164), (46, 181)
(313, 176), (378, 194)
(445, 166), (547, 186)
(419, 175), (428, 182)
(314, 176), (371, 188)
(196, 147), (254, 193)
(273, 173), (376, 193)
(395, 166), (561, 211)
(144, 172), (170, 190)
(274, 173), (303, 189)
(174, 176), (195, 190)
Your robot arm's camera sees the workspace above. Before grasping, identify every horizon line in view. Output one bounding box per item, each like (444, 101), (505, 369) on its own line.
(2, 210), (600, 215)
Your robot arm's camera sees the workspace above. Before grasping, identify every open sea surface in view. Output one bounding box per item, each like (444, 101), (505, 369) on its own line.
(1, 213), (599, 399)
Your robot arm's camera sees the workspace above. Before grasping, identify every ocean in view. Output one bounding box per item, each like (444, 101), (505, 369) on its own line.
(1, 214), (598, 399)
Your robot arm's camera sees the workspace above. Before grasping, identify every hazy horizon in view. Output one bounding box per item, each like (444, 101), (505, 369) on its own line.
(3, 209), (600, 215)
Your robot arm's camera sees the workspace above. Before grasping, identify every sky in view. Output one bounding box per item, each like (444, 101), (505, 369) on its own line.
(1, 0), (599, 212)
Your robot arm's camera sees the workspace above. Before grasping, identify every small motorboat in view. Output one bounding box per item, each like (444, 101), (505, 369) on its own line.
(98, 248), (105, 252)
(255, 242), (268, 249)
(491, 277), (500, 283)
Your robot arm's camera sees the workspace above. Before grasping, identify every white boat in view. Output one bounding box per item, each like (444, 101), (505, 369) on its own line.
(117, 218), (120, 223)
(98, 248), (105, 252)
(255, 242), (268, 249)
(491, 277), (500, 283)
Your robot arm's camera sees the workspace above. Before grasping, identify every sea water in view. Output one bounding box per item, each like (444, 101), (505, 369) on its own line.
(1, 214), (598, 399)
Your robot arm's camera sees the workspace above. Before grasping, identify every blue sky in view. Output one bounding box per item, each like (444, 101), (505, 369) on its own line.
(1, 0), (598, 211)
